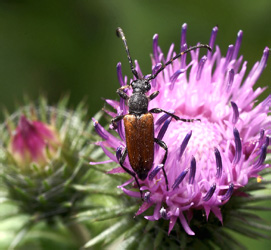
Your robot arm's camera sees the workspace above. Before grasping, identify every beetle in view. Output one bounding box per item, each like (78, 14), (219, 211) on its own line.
(111, 27), (211, 199)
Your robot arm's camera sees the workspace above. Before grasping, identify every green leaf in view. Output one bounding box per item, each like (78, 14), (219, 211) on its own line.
(226, 222), (270, 239)
(228, 210), (264, 222)
(239, 205), (271, 211)
(154, 229), (164, 249)
(213, 230), (246, 250)
(138, 233), (152, 250)
(123, 220), (146, 239)
(83, 218), (131, 248)
(75, 205), (138, 223)
(9, 222), (33, 249)
(118, 235), (138, 250)
(73, 184), (123, 196)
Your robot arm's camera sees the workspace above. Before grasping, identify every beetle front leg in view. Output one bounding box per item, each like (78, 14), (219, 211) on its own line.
(117, 86), (130, 100)
(149, 108), (200, 122)
(118, 147), (143, 200)
(148, 91), (159, 101)
(110, 115), (125, 130)
(154, 138), (169, 191)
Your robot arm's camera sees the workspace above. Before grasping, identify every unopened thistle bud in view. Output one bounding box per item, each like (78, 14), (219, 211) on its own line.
(8, 115), (60, 169)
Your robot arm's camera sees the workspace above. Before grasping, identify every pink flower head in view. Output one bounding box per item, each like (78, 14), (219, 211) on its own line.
(9, 115), (60, 168)
(92, 24), (271, 235)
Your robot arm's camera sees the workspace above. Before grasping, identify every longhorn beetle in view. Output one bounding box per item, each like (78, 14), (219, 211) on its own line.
(111, 27), (211, 199)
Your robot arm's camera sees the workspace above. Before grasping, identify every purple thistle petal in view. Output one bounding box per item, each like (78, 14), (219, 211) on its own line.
(149, 164), (163, 181)
(152, 63), (162, 75)
(253, 47), (269, 82)
(89, 160), (113, 165)
(179, 212), (195, 235)
(254, 142), (268, 168)
(188, 156), (196, 184)
(214, 147), (222, 178)
(168, 216), (178, 235)
(261, 94), (271, 108)
(117, 62), (125, 87)
(105, 99), (119, 110)
(155, 112), (171, 128)
(107, 167), (125, 174)
(153, 34), (159, 63)
(166, 44), (175, 62)
(196, 55), (207, 81)
(232, 30), (243, 61)
(226, 69), (235, 93)
(231, 101), (239, 124)
(181, 43), (187, 68)
(221, 183), (234, 201)
(155, 117), (172, 151)
(180, 23), (187, 51)
(116, 146), (123, 162)
(92, 118), (122, 148)
(172, 168), (189, 190)
(135, 60), (143, 79)
(223, 45), (234, 72)
(116, 114), (125, 142)
(97, 142), (118, 162)
(136, 202), (154, 216)
(207, 26), (218, 59)
(202, 183), (216, 201)
(170, 69), (186, 89)
(211, 207), (223, 223)
(259, 129), (265, 140)
(233, 128), (242, 164)
(179, 130), (192, 159)
(92, 118), (109, 140)
(151, 63), (162, 88)
(120, 187), (141, 198)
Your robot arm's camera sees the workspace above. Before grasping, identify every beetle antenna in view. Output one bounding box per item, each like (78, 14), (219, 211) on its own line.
(148, 44), (212, 81)
(116, 27), (139, 79)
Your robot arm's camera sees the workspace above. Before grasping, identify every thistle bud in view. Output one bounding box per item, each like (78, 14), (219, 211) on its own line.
(8, 115), (60, 169)
(0, 98), (104, 245)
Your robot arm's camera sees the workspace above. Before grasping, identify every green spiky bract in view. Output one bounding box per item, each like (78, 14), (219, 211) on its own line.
(80, 168), (271, 250)
(0, 97), (117, 249)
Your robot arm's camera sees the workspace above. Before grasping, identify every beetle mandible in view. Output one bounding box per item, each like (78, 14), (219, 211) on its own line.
(111, 27), (211, 199)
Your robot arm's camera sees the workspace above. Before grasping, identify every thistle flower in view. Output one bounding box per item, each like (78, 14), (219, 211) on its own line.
(92, 23), (271, 239)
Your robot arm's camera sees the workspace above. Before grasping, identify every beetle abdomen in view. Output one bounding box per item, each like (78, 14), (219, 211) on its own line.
(124, 113), (154, 180)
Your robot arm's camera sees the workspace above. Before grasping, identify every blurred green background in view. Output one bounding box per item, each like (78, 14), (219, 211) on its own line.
(0, 0), (270, 248)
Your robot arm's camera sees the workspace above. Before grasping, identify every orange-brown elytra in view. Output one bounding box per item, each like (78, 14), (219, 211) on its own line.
(110, 27), (211, 199)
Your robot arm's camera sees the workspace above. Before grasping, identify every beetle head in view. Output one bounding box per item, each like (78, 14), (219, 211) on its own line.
(131, 79), (151, 94)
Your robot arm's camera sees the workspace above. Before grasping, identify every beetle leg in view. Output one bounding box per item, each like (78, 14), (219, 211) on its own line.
(117, 87), (129, 100)
(148, 91), (159, 100)
(149, 108), (200, 122)
(118, 147), (144, 200)
(110, 115), (125, 130)
(154, 138), (169, 191)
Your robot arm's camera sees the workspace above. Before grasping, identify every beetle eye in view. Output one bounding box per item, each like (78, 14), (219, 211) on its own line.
(145, 82), (151, 91)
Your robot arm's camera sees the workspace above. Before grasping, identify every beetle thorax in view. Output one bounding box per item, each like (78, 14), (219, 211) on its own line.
(128, 79), (151, 115)
(128, 93), (149, 115)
